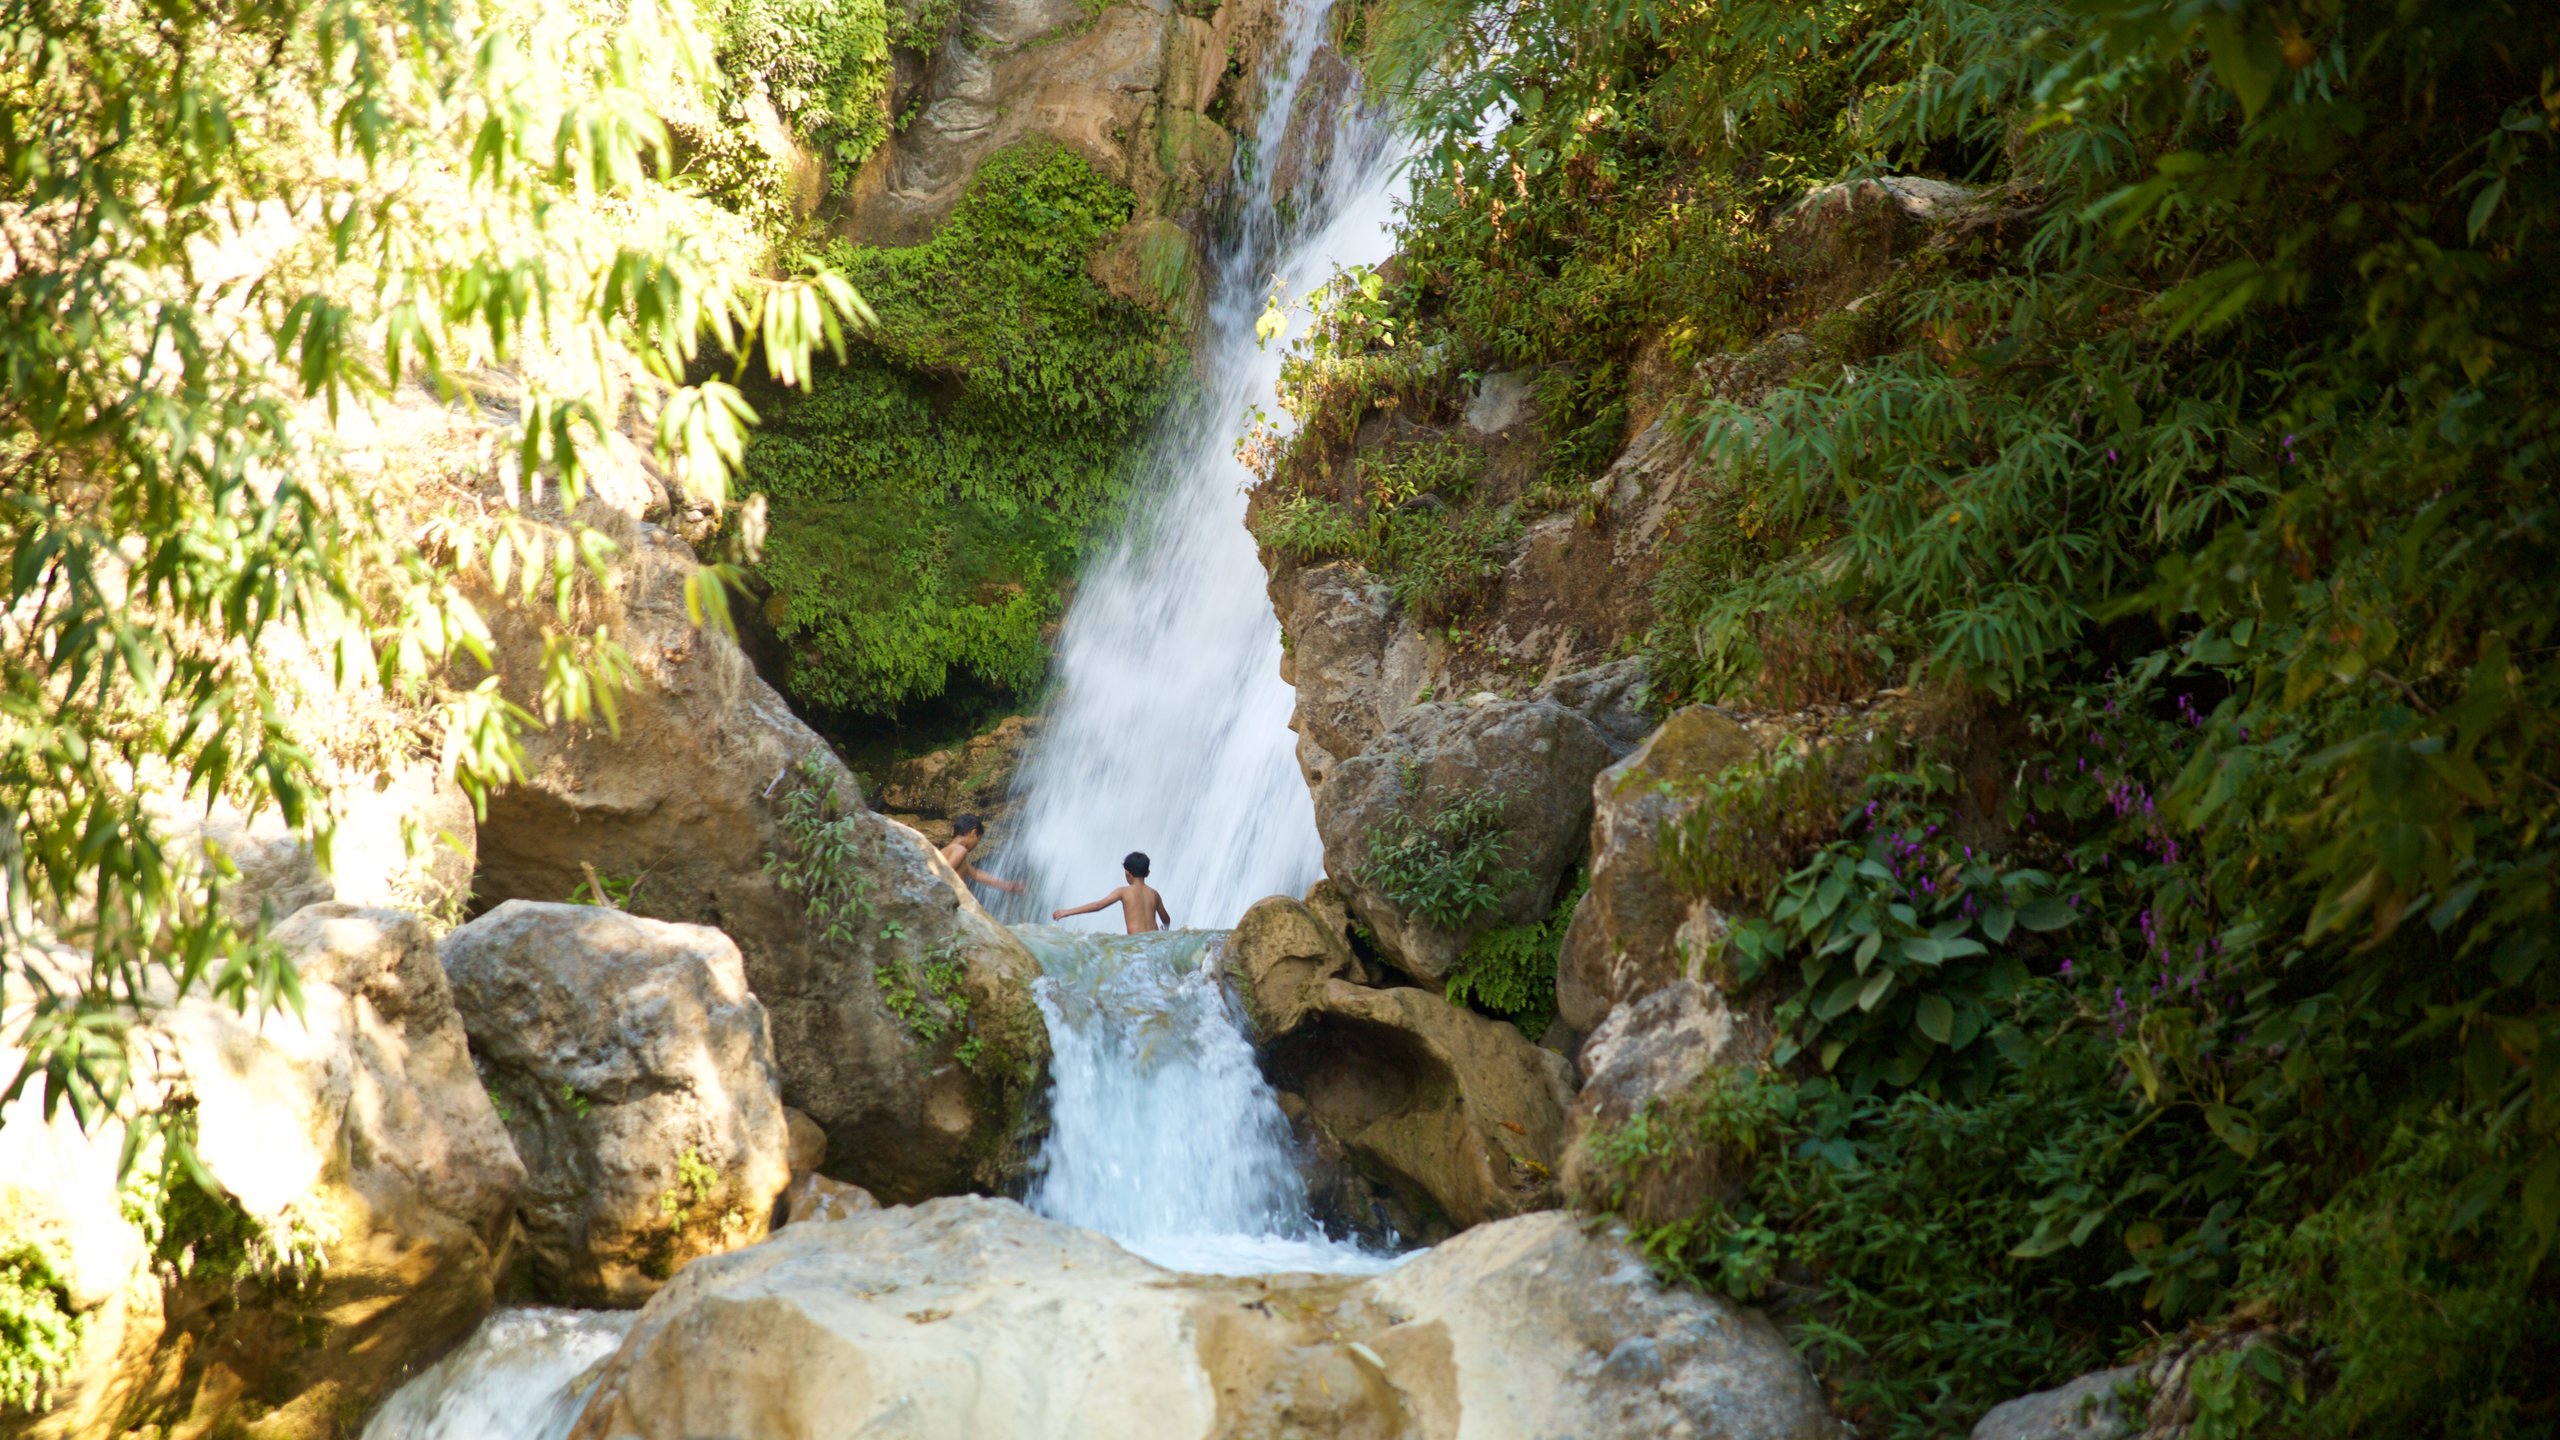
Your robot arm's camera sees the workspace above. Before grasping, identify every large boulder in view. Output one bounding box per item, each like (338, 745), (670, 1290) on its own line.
(839, 0), (1284, 279)
(0, 905), (524, 1439)
(564, 1197), (1838, 1440)
(1559, 980), (1773, 1227)
(439, 901), (791, 1306)
(469, 524), (1048, 1202)
(1227, 897), (1576, 1235)
(1556, 705), (1759, 1038)
(1315, 695), (1617, 983)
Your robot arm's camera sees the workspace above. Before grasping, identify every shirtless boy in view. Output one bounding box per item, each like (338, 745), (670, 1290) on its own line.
(938, 814), (1025, 897)
(1051, 852), (1171, 934)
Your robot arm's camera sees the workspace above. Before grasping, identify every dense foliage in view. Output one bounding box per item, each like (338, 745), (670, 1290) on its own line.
(0, 0), (855, 1165)
(1346, 0), (2560, 1431)
(746, 140), (1184, 719)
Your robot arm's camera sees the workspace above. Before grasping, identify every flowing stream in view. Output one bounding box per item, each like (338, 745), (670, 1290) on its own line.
(367, 4), (1409, 1431)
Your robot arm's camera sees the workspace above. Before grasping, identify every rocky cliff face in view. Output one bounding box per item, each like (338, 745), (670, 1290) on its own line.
(843, 0), (1282, 267)
(467, 521), (1049, 1203)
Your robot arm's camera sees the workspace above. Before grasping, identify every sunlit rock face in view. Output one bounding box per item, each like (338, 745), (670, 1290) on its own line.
(441, 901), (793, 1306)
(560, 1197), (1840, 1440)
(0, 904), (525, 1440)
(465, 523), (1048, 1204)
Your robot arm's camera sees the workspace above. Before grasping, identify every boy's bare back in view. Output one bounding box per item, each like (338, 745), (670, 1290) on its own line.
(1052, 863), (1171, 933)
(1115, 880), (1167, 934)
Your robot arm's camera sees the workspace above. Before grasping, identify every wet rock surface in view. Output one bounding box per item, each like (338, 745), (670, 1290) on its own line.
(441, 900), (791, 1306)
(564, 1197), (1840, 1440)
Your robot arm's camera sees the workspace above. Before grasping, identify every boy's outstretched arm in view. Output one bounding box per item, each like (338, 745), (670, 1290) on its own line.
(1050, 891), (1116, 920)
(967, 864), (1026, 895)
(1153, 893), (1172, 928)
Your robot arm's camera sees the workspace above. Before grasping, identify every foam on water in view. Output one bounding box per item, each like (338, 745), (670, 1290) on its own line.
(360, 1308), (633, 1440)
(1016, 926), (1396, 1275)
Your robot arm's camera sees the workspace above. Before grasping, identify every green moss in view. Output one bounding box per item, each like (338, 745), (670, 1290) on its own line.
(703, 0), (894, 192)
(0, 1241), (82, 1415)
(747, 140), (1182, 718)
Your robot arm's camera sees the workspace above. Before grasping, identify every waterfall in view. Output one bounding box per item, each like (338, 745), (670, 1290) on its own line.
(993, 0), (1415, 1274)
(368, 12), (1411, 1432)
(990, 0), (1412, 927)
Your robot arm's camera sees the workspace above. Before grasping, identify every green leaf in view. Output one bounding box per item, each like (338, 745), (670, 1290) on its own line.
(1914, 994), (1954, 1046)
(2199, 12), (2280, 119)
(1981, 905), (2016, 943)
(2017, 897), (2076, 932)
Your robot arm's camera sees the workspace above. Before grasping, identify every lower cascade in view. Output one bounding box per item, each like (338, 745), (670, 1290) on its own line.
(1013, 926), (1391, 1275)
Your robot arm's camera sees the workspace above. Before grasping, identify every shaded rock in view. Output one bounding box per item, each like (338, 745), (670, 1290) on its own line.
(1464, 370), (1535, 433)
(1, 905), (524, 1439)
(1972, 1366), (2147, 1440)
(1971, 1333), (2293, 1440)
(440, 901), (790, 1305)
(565, 1197), (1838, 1440)
(871, 713), (1040, 843)
(779, 1172), (882, 1227)
(1227, 897), (1576, 1233)
(1559, 980), (1772, 1227)
(783, 1107), (829, 1174)
(1315, 696), (1615, 983)
(469, 524), (1048, 1203)
(1271, 560), (1434, 787)
(1780, 174), (1982, 317)
(1556, 704), (1759, 1037)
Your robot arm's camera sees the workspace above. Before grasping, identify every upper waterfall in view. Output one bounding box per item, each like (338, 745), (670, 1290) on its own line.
(990, 0), (1413, 929)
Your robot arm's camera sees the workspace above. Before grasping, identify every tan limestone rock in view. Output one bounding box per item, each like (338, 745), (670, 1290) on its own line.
(562, 1197), (1840, 1440)
(1, 905), (525, 1439)
(469, 523), (1048, 1203)
(1555, 705), (1760, 1038)
(1227, 897), (1577, 1233)
(439, 901), (791, 1305)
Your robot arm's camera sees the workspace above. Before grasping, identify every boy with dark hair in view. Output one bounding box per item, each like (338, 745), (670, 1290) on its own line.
(1052, 852), (1170, 934)
(937, 814), (1025, 897)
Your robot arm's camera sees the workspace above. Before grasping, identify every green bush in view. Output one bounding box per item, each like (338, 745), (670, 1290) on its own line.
(1347, 0), (2560, 1429)
(702, 0), (894, 191)
(746, 139), (1182, 717)
(1353, 784), (1530, 933)
(1445, 871), (1583, 1038)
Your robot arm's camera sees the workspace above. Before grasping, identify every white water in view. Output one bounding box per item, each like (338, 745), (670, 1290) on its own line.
(991, 0), (1412, 928)
(360, 1308), (633, 1440)
(1015, 926), (1394, 1274)
(995, 0), (1415, 1277)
